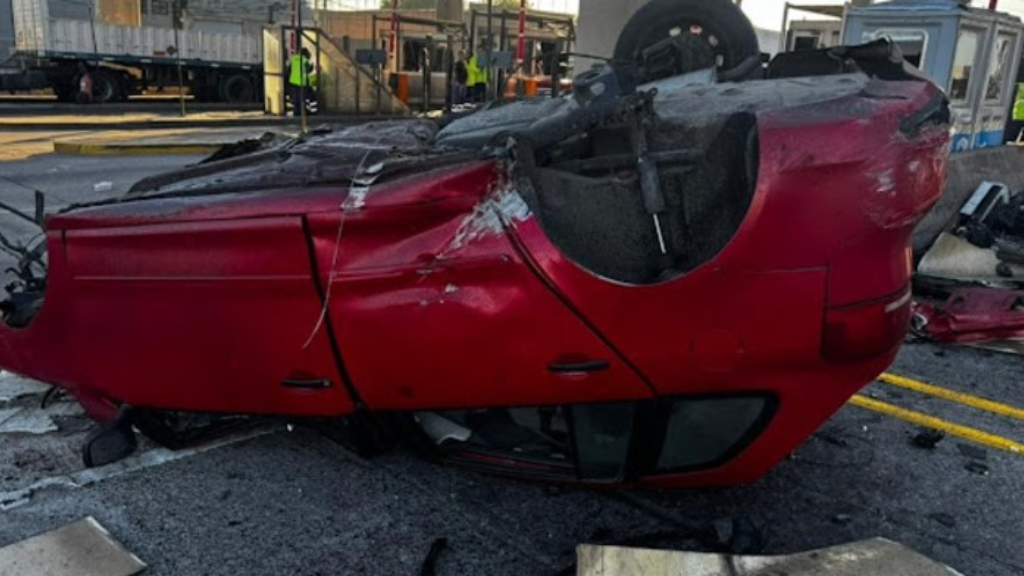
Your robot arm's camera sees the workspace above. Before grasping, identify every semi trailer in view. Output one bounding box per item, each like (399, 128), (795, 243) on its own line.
(0, 0), (267, 103)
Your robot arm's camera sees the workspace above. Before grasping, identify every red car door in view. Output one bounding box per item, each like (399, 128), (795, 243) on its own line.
(308, 162), (654, 411)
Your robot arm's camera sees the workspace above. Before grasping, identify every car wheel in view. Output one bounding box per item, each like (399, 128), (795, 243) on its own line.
(613, 0), (760, 82)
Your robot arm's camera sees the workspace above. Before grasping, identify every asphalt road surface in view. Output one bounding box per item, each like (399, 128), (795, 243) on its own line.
(0, 128), (1022, 575)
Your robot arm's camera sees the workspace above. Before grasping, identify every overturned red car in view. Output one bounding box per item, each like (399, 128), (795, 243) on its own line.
(0, 23), (948, 487)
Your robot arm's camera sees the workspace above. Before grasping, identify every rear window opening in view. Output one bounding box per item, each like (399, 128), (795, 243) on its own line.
(516, 111), (759, 285)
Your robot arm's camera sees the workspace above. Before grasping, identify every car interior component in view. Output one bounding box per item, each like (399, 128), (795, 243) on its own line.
(81, 407), (138, 468)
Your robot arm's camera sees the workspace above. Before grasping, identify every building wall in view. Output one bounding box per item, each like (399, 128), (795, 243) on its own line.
(574, 0), (637, 68)
(322, 9), (437, 46)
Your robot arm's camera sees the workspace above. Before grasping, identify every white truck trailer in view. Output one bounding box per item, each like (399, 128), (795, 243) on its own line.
(0, 0), (266, 103)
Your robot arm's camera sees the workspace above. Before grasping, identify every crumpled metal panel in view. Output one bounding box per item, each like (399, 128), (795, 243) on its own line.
(914, 288), (1024, 343)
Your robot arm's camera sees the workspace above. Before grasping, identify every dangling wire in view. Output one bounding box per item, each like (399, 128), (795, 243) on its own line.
(301, 136), (388, 350)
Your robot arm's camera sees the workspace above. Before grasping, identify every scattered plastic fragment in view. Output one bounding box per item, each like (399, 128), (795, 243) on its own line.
(909, 429), (945, 450)
(964, 461), (990, 476)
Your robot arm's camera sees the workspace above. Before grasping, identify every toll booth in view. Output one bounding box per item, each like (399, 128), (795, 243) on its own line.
(844, 0), (1024, 151)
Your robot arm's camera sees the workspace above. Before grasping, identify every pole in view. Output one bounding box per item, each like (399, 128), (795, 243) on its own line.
(88, 5), (97, 53)
(550, 40), (561, 99)
(390, 0), (399, 72)
(989, 0), (998, 9)
(445, 32), (454, 113)
(173, 1), (185, 117)
(290, 0), (298, 51)
(298, 0), (307, 134)
(485, 0), (493, 103)
(517, 0), (525, 68)
(423, 35), (432, 113)
(498, 11), (507, 102)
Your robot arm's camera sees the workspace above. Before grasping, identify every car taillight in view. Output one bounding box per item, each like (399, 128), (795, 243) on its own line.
(822, 289), (912, 362)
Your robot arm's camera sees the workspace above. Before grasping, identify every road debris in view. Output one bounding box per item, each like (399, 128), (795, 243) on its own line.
(0, 517), (145, 576)
(910, 429), (946, 450)
(575, 538), (963, 576)
(0, 378), (84, 436)
(418, 538), (449, 576)
(0, 371), (47, 402)
(957, 443), (988, 461)
(964, 461), (990, 476)
(912, 180), (1024, 353)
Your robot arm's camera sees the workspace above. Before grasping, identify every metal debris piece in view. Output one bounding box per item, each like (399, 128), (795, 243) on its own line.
(0, 517), (146, 576)
(913, 288), (1024, 344)
(910, 429), (946, 450)
(576, 538), (963, 576)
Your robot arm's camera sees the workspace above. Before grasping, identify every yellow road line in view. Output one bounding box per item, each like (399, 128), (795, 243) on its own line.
(849, 395), (1024, 456)
(879, 372), (1024, 423)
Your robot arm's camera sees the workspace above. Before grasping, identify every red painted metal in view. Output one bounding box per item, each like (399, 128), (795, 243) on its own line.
(0, 77), (948, 488)
(307, 163), (654, 411)
(511, 79), (947, 486)
(0, 216), (352, 422)
(914, 289), (1024, 343)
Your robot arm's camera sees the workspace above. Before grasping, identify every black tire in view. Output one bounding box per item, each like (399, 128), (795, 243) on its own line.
(613, 0), (760, 81)
(90, 68), (121, 103)
(218, 73), (255, 103)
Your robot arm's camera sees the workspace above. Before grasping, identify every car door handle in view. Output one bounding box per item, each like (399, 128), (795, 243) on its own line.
(281, 378), (332, 389)
(547, 360), (610, 374)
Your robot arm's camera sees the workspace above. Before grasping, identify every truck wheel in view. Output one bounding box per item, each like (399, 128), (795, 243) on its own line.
(613, 0), (760, 82)
(90, 69), (122, 103)
(219, 73), (255, 103)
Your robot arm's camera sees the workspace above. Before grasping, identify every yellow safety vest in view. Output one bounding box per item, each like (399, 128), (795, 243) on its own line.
(289, 54), (311, 87)
(467, 55), (485, 86)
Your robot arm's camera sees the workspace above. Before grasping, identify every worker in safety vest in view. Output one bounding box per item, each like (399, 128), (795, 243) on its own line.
(466, 44), (487, 103)
(288, 47), (316, 116)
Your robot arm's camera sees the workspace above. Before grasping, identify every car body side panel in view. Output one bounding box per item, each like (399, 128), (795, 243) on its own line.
(506, 81), (948, 487)
(309, 163), (654, 411)
(0, 216), (353, 419)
